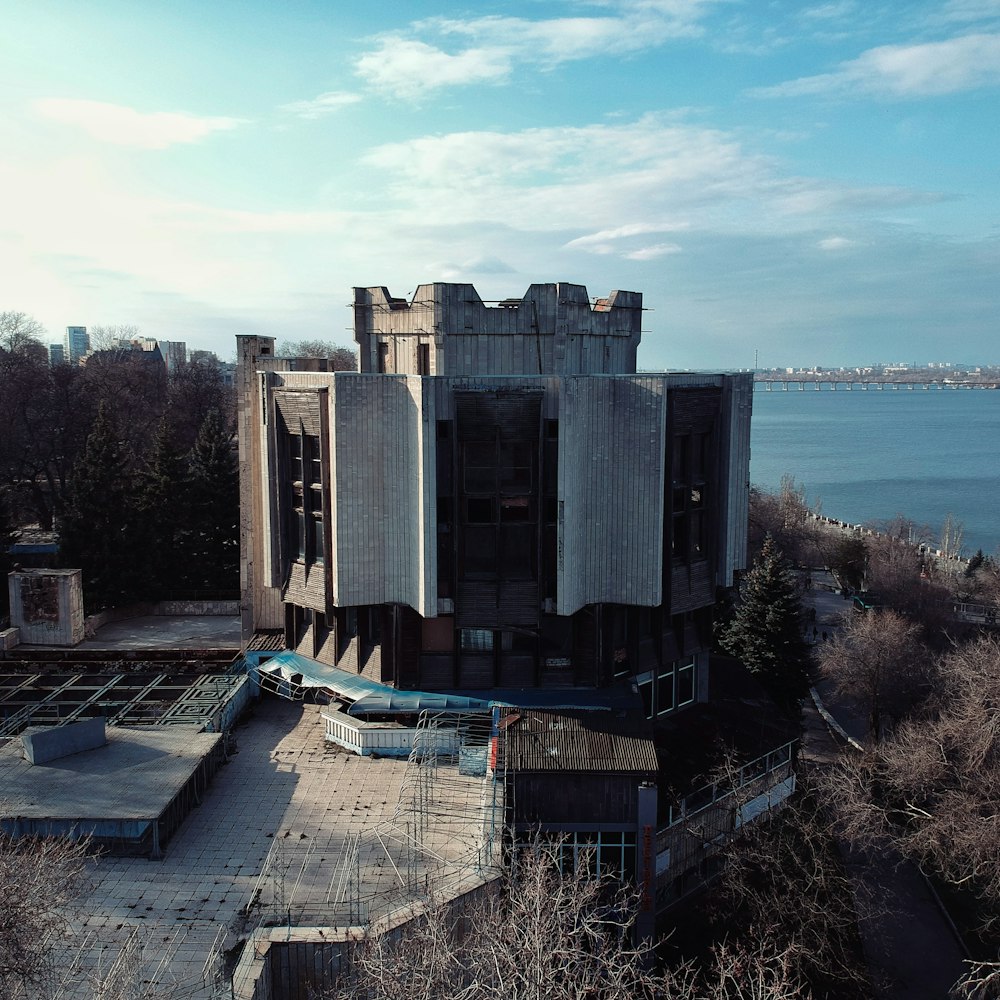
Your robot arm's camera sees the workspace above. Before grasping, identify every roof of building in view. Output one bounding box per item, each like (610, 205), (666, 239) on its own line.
(0, 725), (222, 821)
(501, 710), (657, 774)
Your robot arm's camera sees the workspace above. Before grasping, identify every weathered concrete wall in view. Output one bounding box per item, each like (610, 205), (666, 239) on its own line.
(9, 569), (84, 646)
(232, 876), (500, 1000)
(558, 377), (667, 614)
(330, 374), (435, 616)
(354, 283), (643, 377)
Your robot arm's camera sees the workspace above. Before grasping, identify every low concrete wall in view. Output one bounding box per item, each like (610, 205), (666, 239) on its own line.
(85, 601), (239, 633)
(155, 600), (240, 616)
(232, 875), (500, 999)
(22, 717), (106, 764)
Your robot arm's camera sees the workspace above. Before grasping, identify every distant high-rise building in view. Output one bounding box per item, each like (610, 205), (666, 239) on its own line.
(158, 340), (188, 374)
(65, 326), (89, 366)
(48, 343), (65, 366)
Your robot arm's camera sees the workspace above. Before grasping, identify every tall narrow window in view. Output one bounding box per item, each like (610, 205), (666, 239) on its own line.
(377, 342), (390, 373)
(671, 429), (711, 564)
(417, 342), (430, 375)
(286, 430), (325, 566)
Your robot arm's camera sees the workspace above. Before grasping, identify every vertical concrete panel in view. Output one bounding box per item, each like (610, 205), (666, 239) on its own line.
(331, 376), (434, 615)
(557, 378), (665, 614)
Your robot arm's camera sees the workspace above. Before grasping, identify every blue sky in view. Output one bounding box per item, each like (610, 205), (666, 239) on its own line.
(2, 0), (998, 369)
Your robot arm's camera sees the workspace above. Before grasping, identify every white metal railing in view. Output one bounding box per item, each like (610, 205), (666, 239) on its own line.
(322, 708), (459, 757)
(662, 739), (796, 829)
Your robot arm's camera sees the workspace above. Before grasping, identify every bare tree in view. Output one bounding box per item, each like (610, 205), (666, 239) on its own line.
(324, 845), (812, 1000)
(817, 609), (932, 741)
(0, 311), (46, 356)
(277, 339), (357, 371)
(708, 780), (872, 997)
(0, 834), (92, 998)
(88, 323), (141, 351)
(939, 513), (965, 561)
(748, 476), (824, 567)
(828, 636), (1000, 989)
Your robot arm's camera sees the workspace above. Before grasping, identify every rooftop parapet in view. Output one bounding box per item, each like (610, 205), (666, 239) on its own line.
(354, 282), (643, 376)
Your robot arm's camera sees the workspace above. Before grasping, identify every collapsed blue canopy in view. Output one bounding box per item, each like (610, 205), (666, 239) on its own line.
(254, 649), (638, 715)
(255, 650), (491, 715)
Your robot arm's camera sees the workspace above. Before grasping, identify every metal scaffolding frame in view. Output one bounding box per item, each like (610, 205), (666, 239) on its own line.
(243, 709), (504, 931)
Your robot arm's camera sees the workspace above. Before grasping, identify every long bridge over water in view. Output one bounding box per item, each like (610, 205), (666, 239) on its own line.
(753, 376), (1000, 391)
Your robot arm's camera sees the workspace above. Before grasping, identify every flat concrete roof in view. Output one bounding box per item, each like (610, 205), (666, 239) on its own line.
(22, 615), (242, 652)
(82, 615), (242, 651)
(0, 725), (223, 820)
(39, 698), (496, 999)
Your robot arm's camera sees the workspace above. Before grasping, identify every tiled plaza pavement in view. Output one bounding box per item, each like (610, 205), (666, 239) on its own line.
(57, 698), (493, 998)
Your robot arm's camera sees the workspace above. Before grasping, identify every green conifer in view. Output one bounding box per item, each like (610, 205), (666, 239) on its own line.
(60, 402), (139, 611)
(137, 419), (189, 599)
(183, 409), (239, 595)
(719, 534), (812, 712)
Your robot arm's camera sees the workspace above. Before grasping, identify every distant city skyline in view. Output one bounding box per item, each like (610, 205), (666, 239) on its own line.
(3, 1), (999, 370)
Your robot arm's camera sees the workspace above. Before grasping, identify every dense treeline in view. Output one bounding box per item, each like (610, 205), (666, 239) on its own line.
(0, 312), (238, 612)
(747, 477), (1000, 996)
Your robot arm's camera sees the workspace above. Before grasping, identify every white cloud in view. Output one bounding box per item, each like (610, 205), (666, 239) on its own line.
(361, 117), (934, 241)
(566, 222), (690, 249)
(33, 99), (245, 149)
(281, 91), (362, 119)
(355, 3), (720, 98)
(355, 38), (512, 98)
(818, 236), (856, 249)
(624, 243), (683, 259)
(566, 223), (688, 259)
(801, 2), (857, 19)
(755, 32), (1000, 98)
(936, 0), (1000, 26)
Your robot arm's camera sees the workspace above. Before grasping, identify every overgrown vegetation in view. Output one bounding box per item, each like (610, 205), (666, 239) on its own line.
(749, 477), (1000, 997)
(0, 314), (240, 610)
(0, 834), (92, 999)
(323, 844), (842, 1000)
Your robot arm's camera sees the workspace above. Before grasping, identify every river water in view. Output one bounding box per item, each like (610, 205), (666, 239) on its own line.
(748, 386), (1000, 556)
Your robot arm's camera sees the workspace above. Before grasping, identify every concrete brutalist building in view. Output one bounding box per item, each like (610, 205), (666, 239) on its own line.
(238, 283), (751, 694)
(237, 282), (772, 916)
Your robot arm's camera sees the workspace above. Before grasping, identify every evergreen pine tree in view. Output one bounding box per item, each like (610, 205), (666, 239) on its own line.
(137, 419), (189, 599)
(719, 534), (812, 712)
(60, 402), (139, 611)
(183, 409), (239, 596)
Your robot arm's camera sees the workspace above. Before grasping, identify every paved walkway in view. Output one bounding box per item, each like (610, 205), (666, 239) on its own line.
(799, 575), (969, 999)
(54, 698), (492, 998)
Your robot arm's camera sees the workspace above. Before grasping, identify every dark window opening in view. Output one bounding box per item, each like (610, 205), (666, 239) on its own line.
(417, 343), (430, 376)
(671, 428), (712, 566)
(286, 430), (324, 567)
(467, 497), (496, 523)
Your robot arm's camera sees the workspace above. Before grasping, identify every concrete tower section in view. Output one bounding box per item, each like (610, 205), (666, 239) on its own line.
(353, 282), (643, 377)
(237, 283), (752, 701)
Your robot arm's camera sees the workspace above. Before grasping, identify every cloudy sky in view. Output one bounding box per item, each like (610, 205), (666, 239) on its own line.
(2, 0), (998, 369)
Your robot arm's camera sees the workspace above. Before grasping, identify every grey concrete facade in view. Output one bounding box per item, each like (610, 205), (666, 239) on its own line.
(238, 281), (751, 704)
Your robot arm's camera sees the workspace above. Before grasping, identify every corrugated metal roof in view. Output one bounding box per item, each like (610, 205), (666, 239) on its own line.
(502, 711), (657, 774)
